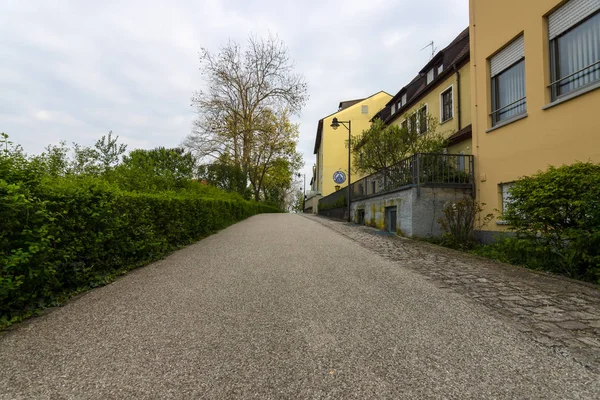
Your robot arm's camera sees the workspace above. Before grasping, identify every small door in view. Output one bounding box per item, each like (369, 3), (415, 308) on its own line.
(357, 209), (365, 225)
(385, 206), (397, 233)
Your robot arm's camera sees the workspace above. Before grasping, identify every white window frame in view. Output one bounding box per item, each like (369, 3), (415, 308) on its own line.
(489, 35), (526, 127)
(391, 103), (396, 115)
(427, 69), (434, 84)
(498, 182), (515, 224)
(439, 84), (454, 123)
(400, 119), (408, 131)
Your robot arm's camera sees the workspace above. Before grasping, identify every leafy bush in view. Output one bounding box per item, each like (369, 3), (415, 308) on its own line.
(499, 162), (600, 283)
(438, 197), (493, 250)
(471, 235), (556, 271)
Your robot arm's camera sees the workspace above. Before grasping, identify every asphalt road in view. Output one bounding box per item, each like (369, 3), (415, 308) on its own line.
(1, 214), (599, 399)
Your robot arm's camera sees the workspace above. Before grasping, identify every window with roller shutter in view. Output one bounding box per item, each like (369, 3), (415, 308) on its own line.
(548, 0), (600, 100)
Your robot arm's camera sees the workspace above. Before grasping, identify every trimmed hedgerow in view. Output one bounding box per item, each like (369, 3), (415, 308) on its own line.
(0, 176), (277, 328)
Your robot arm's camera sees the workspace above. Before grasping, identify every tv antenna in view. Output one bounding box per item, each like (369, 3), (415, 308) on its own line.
(421, 41), (436, 59)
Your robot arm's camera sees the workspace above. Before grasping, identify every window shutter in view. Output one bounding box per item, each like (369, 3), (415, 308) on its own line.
(549, 0), (600, 40)
(490, 35), (525, 77)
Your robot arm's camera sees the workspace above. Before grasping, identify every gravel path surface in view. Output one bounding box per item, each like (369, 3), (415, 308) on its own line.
(1, 213), (599, 399)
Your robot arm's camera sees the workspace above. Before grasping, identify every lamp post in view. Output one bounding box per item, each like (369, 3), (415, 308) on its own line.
(296, 172), (306, 212)
(330, 117), (351, 222)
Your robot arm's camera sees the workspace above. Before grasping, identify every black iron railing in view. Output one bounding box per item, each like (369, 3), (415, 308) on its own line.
(351, 153), (474, 201)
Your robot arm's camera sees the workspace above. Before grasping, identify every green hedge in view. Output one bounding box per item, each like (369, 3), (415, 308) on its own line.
(0, 177), (278, 327)
(474, 162), (600, 284)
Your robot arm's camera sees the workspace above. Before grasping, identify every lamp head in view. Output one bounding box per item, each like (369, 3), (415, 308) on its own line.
(330, 117), (340, 130)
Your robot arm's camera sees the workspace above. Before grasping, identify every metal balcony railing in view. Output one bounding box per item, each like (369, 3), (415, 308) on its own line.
(350, 153), (475, 201)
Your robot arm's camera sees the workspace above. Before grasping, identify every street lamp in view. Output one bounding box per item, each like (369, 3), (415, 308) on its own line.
(330, 117), (351, 222)
(296, 172), (306, 212)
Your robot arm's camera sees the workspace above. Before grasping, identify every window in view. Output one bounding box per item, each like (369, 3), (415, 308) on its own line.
(417, 105), (428, 134)
(391, 103), (396, 114)
(440, 86), (453, 122)
(438, 64), (444, 74)
(427, 68), (434, 84)
(402, 93), (407, 104)
(371, 180), (376, 194)
(500, 183), (514, 214)
(549, 1), (600, 100)
(361, 105), (369, 114)
(408, 113), (417, 133)
(490, 35), (526, 126)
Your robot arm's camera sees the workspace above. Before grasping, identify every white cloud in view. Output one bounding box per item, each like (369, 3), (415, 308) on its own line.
(0, 0), (469, 182)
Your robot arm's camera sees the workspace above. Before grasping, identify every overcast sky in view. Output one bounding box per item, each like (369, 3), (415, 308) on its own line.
(1, 0), (468, 186)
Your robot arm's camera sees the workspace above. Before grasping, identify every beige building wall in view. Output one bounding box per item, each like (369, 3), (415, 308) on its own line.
(469, 0), (600, 233)
(316, 91), (392, 197)
(389, 62), (473, 155)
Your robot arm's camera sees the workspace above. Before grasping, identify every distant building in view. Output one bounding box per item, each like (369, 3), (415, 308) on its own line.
(311, 91), (392, 198)
(469, 0), (600, 241)
(376, 27), (473, 156)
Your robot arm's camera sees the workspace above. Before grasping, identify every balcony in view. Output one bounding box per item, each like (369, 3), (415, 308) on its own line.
(351, 153), (474, 200)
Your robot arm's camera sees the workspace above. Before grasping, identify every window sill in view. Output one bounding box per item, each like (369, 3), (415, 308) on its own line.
(440, 116), (454, 125)
(542, 81), (600, 111)
(485, 113), (528, 134)
(496, 220), (509, 226)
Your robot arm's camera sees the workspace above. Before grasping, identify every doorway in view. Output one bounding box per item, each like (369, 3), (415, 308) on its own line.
(385, 206), (397, 233)
(357, 209), (365, 225)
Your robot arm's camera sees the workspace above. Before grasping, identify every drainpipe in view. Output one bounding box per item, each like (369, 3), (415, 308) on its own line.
(454, 64), (462, 130)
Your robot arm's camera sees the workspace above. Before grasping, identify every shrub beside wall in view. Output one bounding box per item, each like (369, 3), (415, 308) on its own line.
(474, 162), (600, 284)
(0, 177), (278, 327)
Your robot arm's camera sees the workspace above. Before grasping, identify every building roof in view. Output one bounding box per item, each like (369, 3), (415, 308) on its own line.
(313, 90), (391, 154)
(374, 27), (470, 125)
(447, 124), (472, 146)
(338, 98), (365, 111)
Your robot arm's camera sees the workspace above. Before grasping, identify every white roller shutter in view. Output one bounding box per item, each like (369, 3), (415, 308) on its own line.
(490, 35), (525, 77)
(549, 0), (600, 40)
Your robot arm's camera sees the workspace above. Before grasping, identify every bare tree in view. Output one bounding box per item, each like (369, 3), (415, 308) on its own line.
(184, 34), (308, 188)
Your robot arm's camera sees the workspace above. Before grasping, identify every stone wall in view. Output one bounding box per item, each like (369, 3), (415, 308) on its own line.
(304, 194), (321, 214)
(318, 207), (348, 221)
(350, 186), (472, 238)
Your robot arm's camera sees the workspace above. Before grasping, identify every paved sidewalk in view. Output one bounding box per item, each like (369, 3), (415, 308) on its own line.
(1, 214), (600, 399)
(304, 214), (600, 372)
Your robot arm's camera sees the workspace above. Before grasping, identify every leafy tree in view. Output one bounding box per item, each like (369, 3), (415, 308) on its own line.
(115, 147), (196, 192)
(94, 131), (127, 172)
(198, 155), (248, 196)
(247, 109), (303, 201)
(351, 112), (447, 176)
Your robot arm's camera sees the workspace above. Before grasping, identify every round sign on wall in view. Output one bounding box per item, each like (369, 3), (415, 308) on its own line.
(333, 171), (346, 184)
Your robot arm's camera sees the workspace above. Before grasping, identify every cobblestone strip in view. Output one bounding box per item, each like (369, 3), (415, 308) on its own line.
(303, 214), (600, 372)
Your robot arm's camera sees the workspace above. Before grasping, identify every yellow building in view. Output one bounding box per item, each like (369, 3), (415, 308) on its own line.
(378, 28), (473, 156)
(469, 0), (600, 241)
(312, 91), (392, 197)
